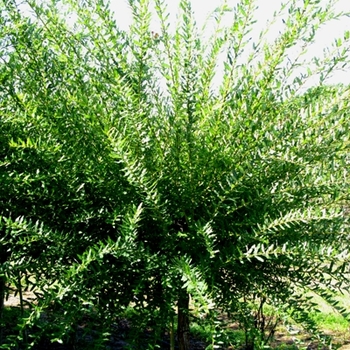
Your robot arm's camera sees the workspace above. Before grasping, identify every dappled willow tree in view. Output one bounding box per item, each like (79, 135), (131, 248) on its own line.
(1, 0), (350, 349)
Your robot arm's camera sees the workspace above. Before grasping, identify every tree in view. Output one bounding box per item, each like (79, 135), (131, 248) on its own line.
(0, 0), (349, 348)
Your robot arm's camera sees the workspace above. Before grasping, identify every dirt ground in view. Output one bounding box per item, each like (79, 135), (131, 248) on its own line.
(2, 292), (207, 349)
(2, 292), (350, 350)
(4, 291), (36, 308)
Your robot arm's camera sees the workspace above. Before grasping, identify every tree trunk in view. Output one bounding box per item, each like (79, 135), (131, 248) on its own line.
(177, 292), (190, 350)
(0, 276), (5, 345)
(170, 315), (175, 350)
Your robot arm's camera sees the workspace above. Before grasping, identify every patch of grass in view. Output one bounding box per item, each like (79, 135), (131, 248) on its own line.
(311, 312), (349, 333)
(190, 321), (214, 343)
(274, 344), (299, 350)
(190, 321), (246, 348)
(302, 291), (350, 338)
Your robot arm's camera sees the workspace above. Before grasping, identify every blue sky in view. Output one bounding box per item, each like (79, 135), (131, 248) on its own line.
(110, 0), (350, 85)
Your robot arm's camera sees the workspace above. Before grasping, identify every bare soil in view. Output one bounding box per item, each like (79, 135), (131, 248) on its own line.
(2, 292), (350, 350)
(2, 292), (206, 349)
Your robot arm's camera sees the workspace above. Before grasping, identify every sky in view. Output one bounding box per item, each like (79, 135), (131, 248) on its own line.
(110, 0), (350, 85)
(16, 0), (350, 86)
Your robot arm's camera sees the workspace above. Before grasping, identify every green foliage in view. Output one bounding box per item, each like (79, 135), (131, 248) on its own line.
(0, 0), (350, 348)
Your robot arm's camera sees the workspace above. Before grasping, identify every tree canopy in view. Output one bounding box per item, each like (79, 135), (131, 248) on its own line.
(0, 0), (349, 349)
